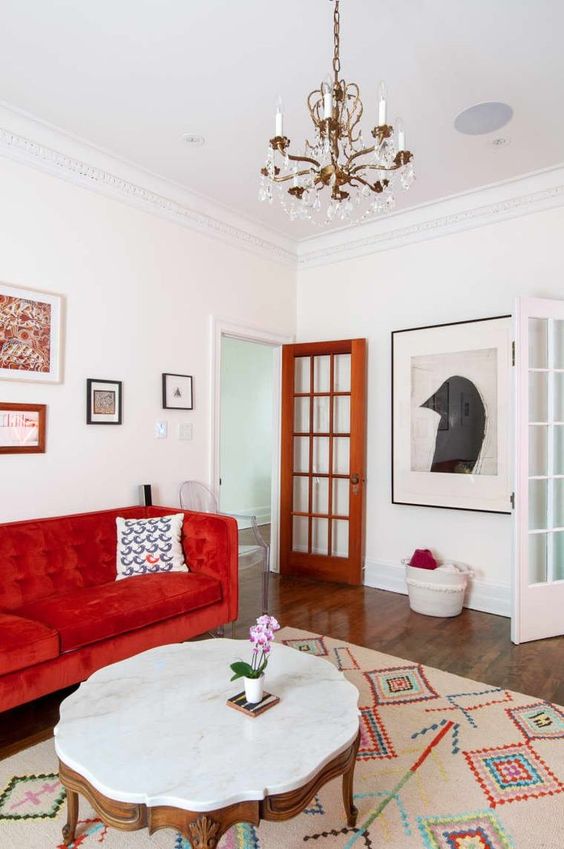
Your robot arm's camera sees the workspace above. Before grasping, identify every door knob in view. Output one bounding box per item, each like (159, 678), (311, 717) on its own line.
(350, 473), (360, 485)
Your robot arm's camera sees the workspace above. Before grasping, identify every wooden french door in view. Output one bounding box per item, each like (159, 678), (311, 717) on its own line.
(279, 339), (367, 584)
(513, 297), (564, 643)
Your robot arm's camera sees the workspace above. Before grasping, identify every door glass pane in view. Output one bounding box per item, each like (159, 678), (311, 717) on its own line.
(529, 479), (548, 530)
(332, 519), (349, 558)
(334, 354), (351, 392)
(554, 319), (564, 369)
(529, 372), (548, 422)
(529, 425), (547, 476)
(293, 437), (309, 473)
(554, 425), (564, 475)
(294, 357), (310, 393)
(313, 356), (330, 392)
(294, 397), (310, 433)
(312, 437), (329, 474)
(529, 318), (548, 368)
(554, 373), (564, 422)
(292, 516), (308, 553)
(333, 395), (351, 433)
(293, 476), (309, 513)
(312, 476), (329, 514)
(333, 478), (349, 516)
(552, 530), (564, 580)
(313, 396), (330, 432)
(529, 532), (547, 583)
(333, 437), (350, 475)
(554, 479), (564, 527)
(312, 518), (328, 554)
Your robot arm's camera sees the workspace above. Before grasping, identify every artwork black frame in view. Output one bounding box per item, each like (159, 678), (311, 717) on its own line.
(162, 373), (193, 410)
(86, 379), (123, 425)
(391, 314), (512, 514)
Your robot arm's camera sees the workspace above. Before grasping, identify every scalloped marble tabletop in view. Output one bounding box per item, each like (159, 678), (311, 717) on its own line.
(54, 639), (360, 812)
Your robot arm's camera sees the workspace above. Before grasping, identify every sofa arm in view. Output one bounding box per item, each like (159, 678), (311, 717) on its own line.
(147, 506), (238, 623)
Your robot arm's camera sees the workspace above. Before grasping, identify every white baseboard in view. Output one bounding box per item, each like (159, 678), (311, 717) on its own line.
(364, 558), (510, 618)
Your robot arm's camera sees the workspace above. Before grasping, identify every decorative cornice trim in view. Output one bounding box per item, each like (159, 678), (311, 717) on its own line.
(298, 180), (564, 268)
(0, 126), (296, 266)
(364, 557), (510, 617)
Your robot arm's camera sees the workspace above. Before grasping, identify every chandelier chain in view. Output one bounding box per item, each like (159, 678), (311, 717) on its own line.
(333, 0), (341, 78)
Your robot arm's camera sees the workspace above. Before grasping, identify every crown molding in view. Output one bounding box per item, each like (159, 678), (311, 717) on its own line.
(298, 167), (564, 268)
(0, 119), (296, 267)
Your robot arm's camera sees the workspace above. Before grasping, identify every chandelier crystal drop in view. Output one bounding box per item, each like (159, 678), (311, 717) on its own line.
(259, 0), (414, 225)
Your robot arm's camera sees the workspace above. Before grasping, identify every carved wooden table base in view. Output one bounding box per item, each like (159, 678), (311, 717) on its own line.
(59, 731), (359, 849)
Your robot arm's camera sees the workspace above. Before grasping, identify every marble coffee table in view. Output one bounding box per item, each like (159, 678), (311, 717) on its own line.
(55, 639), (360, 848)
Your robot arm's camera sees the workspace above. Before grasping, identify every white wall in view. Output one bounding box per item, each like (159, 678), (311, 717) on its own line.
(297, 205), (564, 613)
(0, 157), (295, 522)
(219, 337), (274, 522)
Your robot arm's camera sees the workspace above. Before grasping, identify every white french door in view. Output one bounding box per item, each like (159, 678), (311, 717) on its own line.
(513, 297), (564, 643)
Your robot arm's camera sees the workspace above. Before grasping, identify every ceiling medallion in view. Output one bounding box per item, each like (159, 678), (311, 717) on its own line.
(259, 0), (414, 224)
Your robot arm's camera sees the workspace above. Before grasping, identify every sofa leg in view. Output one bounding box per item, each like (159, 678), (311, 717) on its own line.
(215, 624), (225, 638)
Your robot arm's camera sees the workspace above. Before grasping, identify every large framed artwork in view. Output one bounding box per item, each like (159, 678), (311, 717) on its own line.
(392, 315), (512, 514)
(0, 284), (63, 382)
(0, 402), (46, 454)
(86, 379), (122, 425)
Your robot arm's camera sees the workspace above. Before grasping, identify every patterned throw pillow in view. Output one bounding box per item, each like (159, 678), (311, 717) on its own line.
(115, 514), (189, 581)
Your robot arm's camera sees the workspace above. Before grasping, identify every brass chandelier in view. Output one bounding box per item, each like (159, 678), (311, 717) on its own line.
(259, 0), (414, 224)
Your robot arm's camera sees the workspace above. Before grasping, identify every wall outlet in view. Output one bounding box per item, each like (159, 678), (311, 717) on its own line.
(155, 421), (168, 439)
(179, 422), (193, 441)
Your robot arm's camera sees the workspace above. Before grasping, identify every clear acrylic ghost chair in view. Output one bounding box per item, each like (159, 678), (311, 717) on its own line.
(179, 481), (270, 632)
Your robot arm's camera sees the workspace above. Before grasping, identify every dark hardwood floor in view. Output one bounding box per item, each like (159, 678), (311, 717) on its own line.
(1, 570), (562, 760)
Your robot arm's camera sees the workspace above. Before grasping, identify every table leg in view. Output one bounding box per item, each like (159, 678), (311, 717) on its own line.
(342, 734), (359, 827)
(62, 787), (79, 846)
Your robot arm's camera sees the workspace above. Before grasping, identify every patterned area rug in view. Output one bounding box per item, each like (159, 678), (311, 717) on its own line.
(1, 627), (562, 849)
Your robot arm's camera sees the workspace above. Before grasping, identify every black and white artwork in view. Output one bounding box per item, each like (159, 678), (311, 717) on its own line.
(411, 348), (497, 476)
(392, 317), (511, 513)
(162, 373), (193, 410)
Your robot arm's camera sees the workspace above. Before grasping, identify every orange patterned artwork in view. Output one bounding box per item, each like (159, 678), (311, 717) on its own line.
(0, 285), (62, 382)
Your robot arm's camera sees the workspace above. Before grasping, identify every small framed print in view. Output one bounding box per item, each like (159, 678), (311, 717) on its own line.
(0, 283), (64, 383)
(0, 402), (46, 453)
(86, 379), (122, 425)
(162, 373), (193, 410)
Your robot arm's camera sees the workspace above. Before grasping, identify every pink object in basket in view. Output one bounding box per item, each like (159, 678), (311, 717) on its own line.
(409, 549), (438, 570)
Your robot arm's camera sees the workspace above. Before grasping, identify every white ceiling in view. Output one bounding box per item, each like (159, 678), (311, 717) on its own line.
(0, 0), (562, 240)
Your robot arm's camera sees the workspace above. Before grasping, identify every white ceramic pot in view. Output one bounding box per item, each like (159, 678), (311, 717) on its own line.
(244, 675), (265, 704)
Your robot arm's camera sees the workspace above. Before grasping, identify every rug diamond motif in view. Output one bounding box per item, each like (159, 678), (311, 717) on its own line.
(418, 810), (513, 849)
(358, 706), (397, 760)
(464, 742), (563, 807)
(365, 664), (439, 706)
(282, 637), (327, 656)
(506, 702), (564, 741)
(0, 773), (65, 820)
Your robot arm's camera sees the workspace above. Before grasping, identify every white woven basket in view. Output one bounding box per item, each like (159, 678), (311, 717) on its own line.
(404, 563), (472, 617)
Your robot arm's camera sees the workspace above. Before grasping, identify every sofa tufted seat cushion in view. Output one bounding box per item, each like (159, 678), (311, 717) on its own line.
(15, 572), (222, 653)
(0, 612), (60, 675)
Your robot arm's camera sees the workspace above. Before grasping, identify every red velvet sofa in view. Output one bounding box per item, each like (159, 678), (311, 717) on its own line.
(0, 505), (238, 713)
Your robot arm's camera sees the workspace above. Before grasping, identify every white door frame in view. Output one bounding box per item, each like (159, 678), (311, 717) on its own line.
(210, 317), (294, 573)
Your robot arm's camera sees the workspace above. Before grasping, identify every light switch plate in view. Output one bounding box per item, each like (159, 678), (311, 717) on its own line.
(155, 421), (168, 439)
(179, 422), (193, 441)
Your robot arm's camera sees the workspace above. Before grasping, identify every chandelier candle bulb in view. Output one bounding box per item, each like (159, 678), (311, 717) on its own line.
(396, 117), (406, 151)
(378, 81), (387, 125)
(275, 96), (284, 137)
(322, 77), (333, 119)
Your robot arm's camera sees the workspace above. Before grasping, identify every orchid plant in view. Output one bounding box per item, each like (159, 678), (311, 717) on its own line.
(230, 615), (281, 681)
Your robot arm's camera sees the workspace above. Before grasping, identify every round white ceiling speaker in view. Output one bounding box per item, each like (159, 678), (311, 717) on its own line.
(454, 102), (513, 135)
